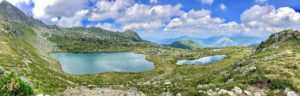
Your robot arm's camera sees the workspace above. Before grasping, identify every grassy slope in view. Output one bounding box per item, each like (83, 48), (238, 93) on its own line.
(229, 32), (300, 95)
(0, 21), (77, 94)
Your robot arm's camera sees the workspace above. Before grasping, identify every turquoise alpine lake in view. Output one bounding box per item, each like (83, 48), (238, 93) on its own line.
(176, 55), (226, 65)
(50, 52), (155, 75)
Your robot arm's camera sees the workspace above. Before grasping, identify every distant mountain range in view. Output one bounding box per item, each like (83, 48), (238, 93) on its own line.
(156, 35), (266, 47)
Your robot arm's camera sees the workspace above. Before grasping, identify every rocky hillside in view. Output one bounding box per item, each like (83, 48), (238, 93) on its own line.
(170, 40), (203, 50)
(0, 1), (44, 26)
(0, 1), (149, 53)
(193, 30), (300, 96)
(256, 29), (300, 52)
(226, 29), (300, 95)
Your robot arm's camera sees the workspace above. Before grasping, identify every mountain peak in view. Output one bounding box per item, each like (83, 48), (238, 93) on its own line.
(0, 0), (44, 26)
(1, 0), (9, 4)
(256, 29), (300, 52)
(123, 30), (142, 41)
(268, 29), (300, 42)
(124, 29), (136, 33)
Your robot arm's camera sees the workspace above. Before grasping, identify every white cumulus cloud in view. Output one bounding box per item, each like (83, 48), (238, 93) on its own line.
(163, 9), (242, 37)
(241, 5), (300, 36)
(31, 0), (88, 25)
(150, 0), (158, 3)
(56, 10), (89, 27)
(87, 23), (122, 32)
(88, 0), (183, 32)
(89, 0), (134, 21)
(3, 0), (300, 40)
(122, 21), (165, 31)
(0, 0), (27, 5)
(199, 0), (214, 5)
(219, 3), (226, 10)
(255, 0), (267, 3)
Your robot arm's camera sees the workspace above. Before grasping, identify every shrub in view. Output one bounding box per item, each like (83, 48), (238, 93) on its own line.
(270, 78), (292, 89)
(0, 71), (33, 96)
(247, 75), (267, 85)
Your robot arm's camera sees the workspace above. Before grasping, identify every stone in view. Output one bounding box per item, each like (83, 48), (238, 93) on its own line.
(36, 94), (50, 96)
(231, 87), (242, 94)
(217, 89), (236, 96)
(62, 86), (146, 96)
(0, 66), (5, 71)
(207, 89), (217, 95)
(226, 79), (234, 83)
(247, 67), (257, 71)
(176, 93), (182, 96)
(244, 90), (252, 96)
(20, 76), (34, 90)
(164, 81), (171, 85)
(197, 84), (213, 89)
(218, 89), (229, 94)
(254, 92), (266, 96)
(285, 88), (299, 96)
(198, 90), (206, 93)
(161, 92), (172, 96)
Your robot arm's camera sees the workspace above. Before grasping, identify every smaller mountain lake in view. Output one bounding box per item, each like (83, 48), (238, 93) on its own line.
(176, 55), (226, 65)
(50, 52), (155, 75)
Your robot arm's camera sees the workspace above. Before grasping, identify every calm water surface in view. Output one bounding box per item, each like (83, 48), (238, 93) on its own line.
(50, 52), (154, 75)
(176, 55), (226, 65)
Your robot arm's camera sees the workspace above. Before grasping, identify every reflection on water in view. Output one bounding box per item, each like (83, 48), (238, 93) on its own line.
(50, 52), (155, 75)
(176, 55), (226, 65)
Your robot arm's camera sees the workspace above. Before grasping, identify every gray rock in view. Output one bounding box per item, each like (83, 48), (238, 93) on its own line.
(244, 90), (252, 96)
(217, 89), (235, 96)
(36, 94), (50, 96)
(207, 89), (217, 96)
(197, 84), (214, 89)
(247, 67), (257, 71)
(164, 81), (171, 85)
(62, 86), (146, 96)
(21, 76), (34, 90)
(231, 87), (242, 94)
(285, 88), (299, 96)
(254, 92), (266, 96)
(161, 92), (172, 96)
(0, 66), (5, 71)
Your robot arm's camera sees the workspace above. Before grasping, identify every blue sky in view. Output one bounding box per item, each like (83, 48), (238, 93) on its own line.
(3, 0), (300, 42)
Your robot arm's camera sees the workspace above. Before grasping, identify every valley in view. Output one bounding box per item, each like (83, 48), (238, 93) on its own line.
(0, 1), (299, 96)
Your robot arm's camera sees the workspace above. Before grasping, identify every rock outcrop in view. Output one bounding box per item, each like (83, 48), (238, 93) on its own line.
(61, 86), (146, 96)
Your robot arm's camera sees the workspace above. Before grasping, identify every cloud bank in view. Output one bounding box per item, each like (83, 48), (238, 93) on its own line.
(2, 0), (300, 40)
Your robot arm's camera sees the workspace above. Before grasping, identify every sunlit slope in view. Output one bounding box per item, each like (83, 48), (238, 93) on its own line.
(0, 21), (79, 94)
(37, 26), (153, 52)
(230, 30), (300, 94)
